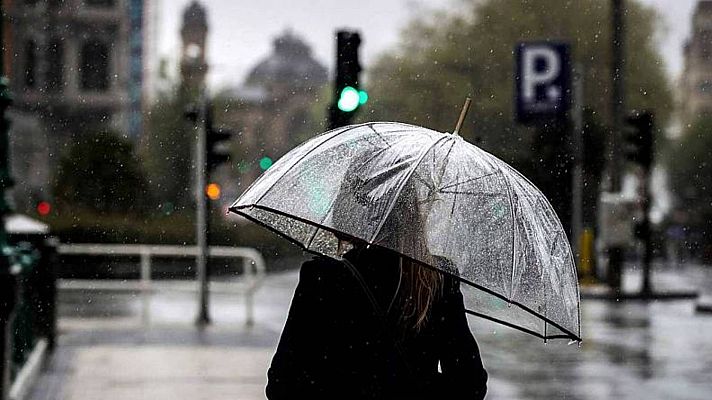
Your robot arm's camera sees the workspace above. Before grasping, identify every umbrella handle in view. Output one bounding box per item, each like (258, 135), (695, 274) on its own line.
(453, 97), (472, 135)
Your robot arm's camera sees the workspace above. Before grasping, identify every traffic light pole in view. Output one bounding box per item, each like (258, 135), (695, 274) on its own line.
(610, 0), (625, 192)
(626, 110), (654, 297)
(188, 94), (233, 327)
(606, 0), (626, 294)
(571, 65), (585, 274)
(640, 167), (653, 297)
(195, 95), (210, 326)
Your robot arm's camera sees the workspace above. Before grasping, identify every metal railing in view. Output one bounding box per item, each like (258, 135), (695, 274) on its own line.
(55, 244), (266, 326)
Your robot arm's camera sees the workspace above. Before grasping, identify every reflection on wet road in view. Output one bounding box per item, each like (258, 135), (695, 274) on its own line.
(47, 265), (712, 400)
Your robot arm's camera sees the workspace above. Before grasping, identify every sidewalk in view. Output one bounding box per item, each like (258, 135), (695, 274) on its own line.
(580, 263), (702, 300)
(28, 325), (278, 400)
(26, 265), (712, 400)
(26, 270), (300, 400)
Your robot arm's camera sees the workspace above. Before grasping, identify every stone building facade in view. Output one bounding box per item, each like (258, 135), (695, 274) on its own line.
(681, 1), (712, 123)
(2, 0), (143, 211)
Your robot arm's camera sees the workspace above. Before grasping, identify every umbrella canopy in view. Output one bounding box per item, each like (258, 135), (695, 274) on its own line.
(229, 122), (581, 342)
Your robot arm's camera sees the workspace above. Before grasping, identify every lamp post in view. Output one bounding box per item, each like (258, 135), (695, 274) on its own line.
(606, 0), (626, 293)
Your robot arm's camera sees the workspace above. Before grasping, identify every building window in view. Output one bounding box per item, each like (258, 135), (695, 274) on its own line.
(46, 39), (64, 92)
(24, 40), (37, 89)
(85, 0), (115, 7)
(80, 40), (110, 91)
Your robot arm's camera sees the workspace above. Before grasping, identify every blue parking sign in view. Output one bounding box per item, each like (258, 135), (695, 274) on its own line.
(515, 42), (571, 124)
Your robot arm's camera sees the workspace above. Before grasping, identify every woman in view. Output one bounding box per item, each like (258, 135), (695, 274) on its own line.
(266, 157), (488, 399)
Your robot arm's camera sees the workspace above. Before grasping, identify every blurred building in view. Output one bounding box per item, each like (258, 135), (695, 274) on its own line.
(2, 0), (148, 211)
(217, 30), (328, 199)
(681, 1), (712, 123)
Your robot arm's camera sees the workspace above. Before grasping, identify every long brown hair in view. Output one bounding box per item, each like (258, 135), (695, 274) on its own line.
(390, 181), (442, 331)
(398, 258), (442, 330)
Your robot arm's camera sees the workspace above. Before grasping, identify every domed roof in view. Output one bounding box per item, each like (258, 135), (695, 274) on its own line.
(246, 30), (328, 90)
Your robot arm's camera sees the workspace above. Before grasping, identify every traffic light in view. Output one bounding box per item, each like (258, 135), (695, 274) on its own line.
(204, 103), (233, 172)
(185, 100), (234, 173)
(623, 110), (654, 169)
(36, 201), (51, 216)
(259, 156), (273, 171)
(205, 183), (221, 200)
(329, 30), (367, 129)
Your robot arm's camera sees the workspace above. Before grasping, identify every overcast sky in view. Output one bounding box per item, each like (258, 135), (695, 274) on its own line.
(153, 0), (700, 90)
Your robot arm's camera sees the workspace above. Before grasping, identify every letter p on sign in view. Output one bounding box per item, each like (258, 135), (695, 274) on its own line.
(515, 41), (571, 124)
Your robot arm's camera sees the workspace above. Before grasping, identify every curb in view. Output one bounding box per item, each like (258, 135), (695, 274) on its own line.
(580, 286), (699, 301)
(695, 297), (712, 314)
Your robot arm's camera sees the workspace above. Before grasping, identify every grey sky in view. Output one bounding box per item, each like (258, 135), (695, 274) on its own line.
(154, 0), (699, 90)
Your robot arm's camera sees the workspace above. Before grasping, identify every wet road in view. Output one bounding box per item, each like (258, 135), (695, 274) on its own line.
(30, 263), (712, 399)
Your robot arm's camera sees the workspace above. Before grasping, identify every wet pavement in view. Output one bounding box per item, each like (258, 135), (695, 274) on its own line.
(28, 263), (712, 400)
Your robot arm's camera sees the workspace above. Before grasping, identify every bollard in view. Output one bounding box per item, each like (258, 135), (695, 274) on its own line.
(578, 228), (598, 284)
(607, 247), (624, 295)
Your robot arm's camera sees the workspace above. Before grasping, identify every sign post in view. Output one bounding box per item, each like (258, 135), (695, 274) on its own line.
(515, 41), (579, 252)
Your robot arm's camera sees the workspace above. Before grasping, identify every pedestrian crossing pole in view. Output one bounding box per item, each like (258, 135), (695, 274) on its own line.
(571, 64), (588, 279)
(194, 94), (211, 326)
(606, 0), (626, 293)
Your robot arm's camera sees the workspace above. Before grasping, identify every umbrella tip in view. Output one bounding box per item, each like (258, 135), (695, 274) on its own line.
(453, 97), (472, 135)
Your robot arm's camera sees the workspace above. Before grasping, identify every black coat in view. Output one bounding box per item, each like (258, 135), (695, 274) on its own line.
(266, 247), (488, 399)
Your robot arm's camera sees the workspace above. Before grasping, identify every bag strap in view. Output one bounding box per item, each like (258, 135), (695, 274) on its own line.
(340, 257), (421, 385)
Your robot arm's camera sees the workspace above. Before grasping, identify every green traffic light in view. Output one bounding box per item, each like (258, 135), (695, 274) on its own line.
(259, 156), (273, 171)
(337, 86), (360, 112)
(358, 90), (368, 105)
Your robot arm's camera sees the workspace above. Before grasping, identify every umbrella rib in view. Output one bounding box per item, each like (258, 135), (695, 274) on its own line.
(252, 123), (365, 206)
(412, 172), (435, 191)
(464, 310), (560, 341)
(439, 171), (500, 191)
(438, 190), (505, 197)
(501, 168), (518, 302)
(450, 169), (460, 216)
(433, 139), (459, 192)
(542, 231), (561, 342)
(368, 135), (454, 245)
(304, 194), (341, 251)
(367, 123), (392, 148)
(436, 139), (457, 175)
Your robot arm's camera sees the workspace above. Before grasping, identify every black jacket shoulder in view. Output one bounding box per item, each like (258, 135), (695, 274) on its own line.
(266, 253), (487, 399)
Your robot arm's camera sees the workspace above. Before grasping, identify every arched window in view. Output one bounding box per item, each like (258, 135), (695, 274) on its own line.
(80, 40), (110, 91)
(46, 39), (64, 92)
(24, 40), (37, 88)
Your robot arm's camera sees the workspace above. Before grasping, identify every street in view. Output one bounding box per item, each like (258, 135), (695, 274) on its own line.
(25, 263), (712, 400)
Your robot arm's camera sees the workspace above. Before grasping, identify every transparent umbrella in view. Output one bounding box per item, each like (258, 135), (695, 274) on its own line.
(229, 122), (581, 342)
